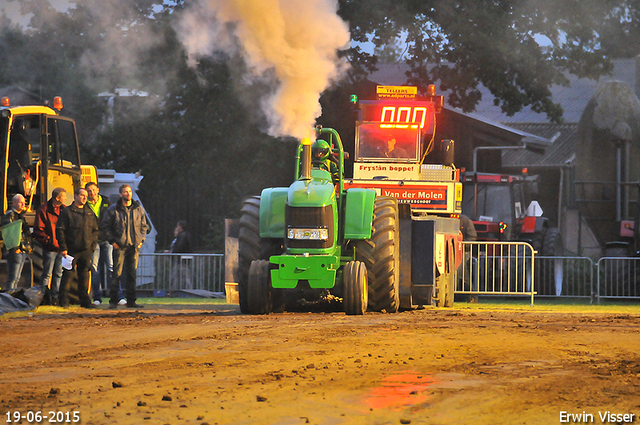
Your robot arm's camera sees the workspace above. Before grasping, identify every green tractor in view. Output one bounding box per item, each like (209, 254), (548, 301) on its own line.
(237, 127), (400, 315)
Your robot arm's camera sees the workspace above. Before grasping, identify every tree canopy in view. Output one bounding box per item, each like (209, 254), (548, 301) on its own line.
(339, 0), (640, 122)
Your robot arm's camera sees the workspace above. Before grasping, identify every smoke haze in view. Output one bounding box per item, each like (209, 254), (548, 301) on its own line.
(1, 0), (172, 102)
(174, 0), (350, 139)
(1, 0), (75, 28)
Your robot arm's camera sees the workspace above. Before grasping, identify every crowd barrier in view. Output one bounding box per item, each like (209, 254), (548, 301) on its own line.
(115, 251), (638, 303)
(134, 253), (225, 294)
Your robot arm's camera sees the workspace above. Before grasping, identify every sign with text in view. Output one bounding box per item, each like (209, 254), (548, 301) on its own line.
(377, 86), (417, 99)
(353, 163), (421, 180)
(346, 181), (454, 212)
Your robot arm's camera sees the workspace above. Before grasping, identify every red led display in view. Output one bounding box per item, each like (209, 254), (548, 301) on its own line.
(360, 101), (436, 132)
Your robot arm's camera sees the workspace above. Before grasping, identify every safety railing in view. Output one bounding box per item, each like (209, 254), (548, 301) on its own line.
(122, 252), (639, 303)
(458, 241), (535, 306)
(136, 253), (225, 293)
(535, 256), (596, 298)
(597, 257), (640, 300)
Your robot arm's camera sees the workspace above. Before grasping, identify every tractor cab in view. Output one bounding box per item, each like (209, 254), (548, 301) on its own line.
(461, 173), (528, 241)
(356, 124), (420, 162)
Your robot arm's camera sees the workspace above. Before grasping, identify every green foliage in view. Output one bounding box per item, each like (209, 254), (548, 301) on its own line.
(339, 0), (639, 122)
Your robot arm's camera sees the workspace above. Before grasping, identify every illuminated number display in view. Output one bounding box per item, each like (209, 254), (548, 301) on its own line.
(360, 101), (435, 131)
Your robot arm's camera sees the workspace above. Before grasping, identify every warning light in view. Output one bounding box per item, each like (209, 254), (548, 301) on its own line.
(350, 94), (358, 103)
(53, 96), (63, 110)
(427, 84), (436, 96)
(1, 97), (9, 107)
(499, 222), (507, 234)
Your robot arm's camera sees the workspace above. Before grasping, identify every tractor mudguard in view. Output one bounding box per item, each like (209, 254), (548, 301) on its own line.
(344, 188), (376, 239)
(260, 187), (288, 238)
(521, 216), (548, 234)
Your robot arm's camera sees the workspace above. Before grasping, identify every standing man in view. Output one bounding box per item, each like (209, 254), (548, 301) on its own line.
(169, 220), (193, 291)
(33, 187), (67, 305)
(101, 184), (147, 309)
(170, 220), (192, 254)
(1, 194), (31, 290)
(57, 187), (99, 308)
(85, 182), (112, 305)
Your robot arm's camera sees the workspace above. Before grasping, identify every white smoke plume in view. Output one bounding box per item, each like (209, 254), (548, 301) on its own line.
(174, 0), (350, 140)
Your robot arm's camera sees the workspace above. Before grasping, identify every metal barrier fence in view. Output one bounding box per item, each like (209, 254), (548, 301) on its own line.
(118, 252), (639, 302)
(136, 253), (225, 293)
(597, 257), (640, 300)
(535, 256), (596, 298)
(457, 241), (535, 306)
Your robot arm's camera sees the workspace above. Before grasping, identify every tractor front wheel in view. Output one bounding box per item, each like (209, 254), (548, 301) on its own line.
(247, 259), (272, 314)
(343, 261), (367, 315)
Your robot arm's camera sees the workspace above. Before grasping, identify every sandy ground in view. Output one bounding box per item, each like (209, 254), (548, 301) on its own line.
(1, 303), (640, 425)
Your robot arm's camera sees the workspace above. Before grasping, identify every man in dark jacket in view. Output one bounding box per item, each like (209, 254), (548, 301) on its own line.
(57, 187), (99, 308)
(86, 182), (112, 305)
(100, 184), (147, 309)
(170, 220), (192, 254)
(169, 220), (192, 291)
(33, 187), (67, 305)
(1, 194), (31, 290)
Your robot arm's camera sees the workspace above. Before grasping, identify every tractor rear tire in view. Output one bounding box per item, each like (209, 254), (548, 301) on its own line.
(343, 261), (367, 315)
(247, 259), (272, 314)
(355, 197), (400, 313)
(542, 227), (562, 256)
(238, 196), (281, 314)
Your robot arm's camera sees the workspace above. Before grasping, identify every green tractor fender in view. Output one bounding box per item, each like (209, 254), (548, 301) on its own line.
(259, 187), (288, 238)
(344, 188), (376, 239)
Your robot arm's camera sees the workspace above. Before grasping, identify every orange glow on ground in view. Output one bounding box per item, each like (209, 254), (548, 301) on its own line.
(364, 371), (437, 410)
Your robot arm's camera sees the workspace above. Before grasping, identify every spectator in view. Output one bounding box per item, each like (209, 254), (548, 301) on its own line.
(57, 187), (99, 309)
(85, 182), (112, 306)
(101, 184), (147, 309)
(169, 220), (193, 291)
(33, 187), (67, 305)
(170, 220), (192, 254)
(1, 194), (31, 290)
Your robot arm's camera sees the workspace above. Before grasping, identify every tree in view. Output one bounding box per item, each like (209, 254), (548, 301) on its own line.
(338, 0), (640, 122)
(0, 0), (295, 251)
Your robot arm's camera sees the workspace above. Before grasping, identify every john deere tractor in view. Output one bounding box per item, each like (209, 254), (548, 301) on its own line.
(236, 127), (400, 315)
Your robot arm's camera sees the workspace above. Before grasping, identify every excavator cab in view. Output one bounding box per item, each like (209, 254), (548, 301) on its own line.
(1, 98), (82, 222)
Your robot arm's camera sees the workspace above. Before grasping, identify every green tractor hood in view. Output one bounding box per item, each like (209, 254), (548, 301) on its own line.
(288, 176), (336, 207)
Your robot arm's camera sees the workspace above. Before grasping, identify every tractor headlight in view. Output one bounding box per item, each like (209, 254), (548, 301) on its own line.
(287, 228), (329, 241)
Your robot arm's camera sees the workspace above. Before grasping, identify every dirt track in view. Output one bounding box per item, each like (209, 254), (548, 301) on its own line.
(1, 303), (640, 425)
